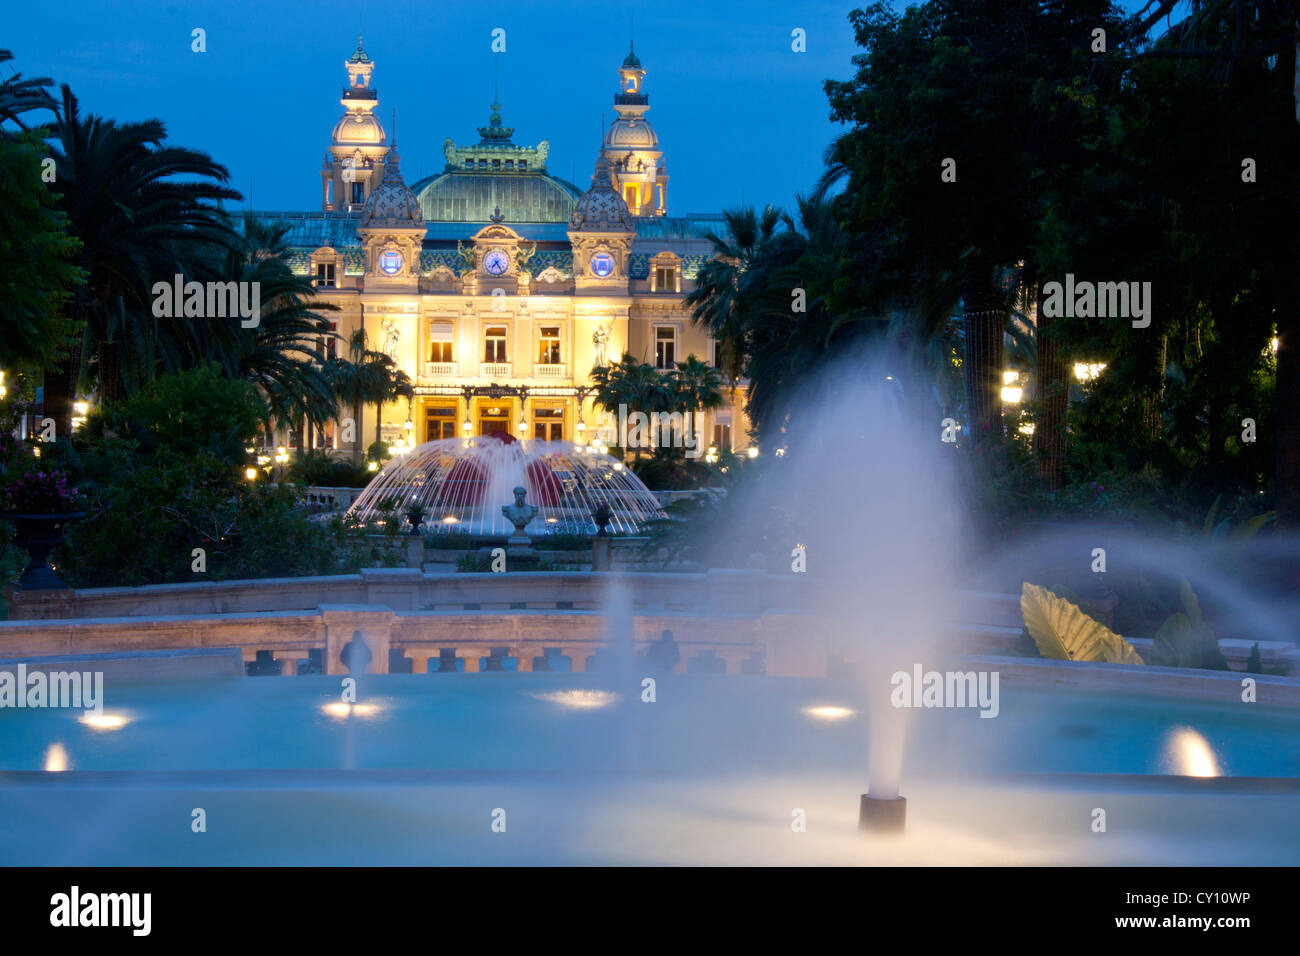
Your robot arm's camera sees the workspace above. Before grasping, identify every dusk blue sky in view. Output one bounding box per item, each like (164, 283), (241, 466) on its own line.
(7, 1), (865, 215)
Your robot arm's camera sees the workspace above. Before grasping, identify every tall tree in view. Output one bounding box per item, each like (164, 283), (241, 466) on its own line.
(41, 86), (240, 435)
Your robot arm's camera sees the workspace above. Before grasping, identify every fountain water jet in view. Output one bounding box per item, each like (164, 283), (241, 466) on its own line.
(345, 436), (664, 537)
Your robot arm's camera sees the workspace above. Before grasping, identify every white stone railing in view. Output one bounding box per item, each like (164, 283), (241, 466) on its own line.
(533, 363), (567, 378)
(479, 363), (512, 378)
(422, 362), (457, 378)
(300, 486), (367, 512)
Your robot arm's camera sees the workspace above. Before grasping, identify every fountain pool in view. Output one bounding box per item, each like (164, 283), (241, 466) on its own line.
(1, 673), (1296, 865)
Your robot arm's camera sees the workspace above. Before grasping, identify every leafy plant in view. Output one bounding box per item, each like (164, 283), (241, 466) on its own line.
(1020, 582), (1144, 664)
(1147, 578), (1227, 670)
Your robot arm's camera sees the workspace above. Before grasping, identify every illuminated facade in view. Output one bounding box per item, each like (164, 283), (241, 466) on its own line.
(254, 38), (749, 458)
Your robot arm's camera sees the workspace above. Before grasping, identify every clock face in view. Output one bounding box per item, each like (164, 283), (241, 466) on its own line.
(379, 250), (403, 275)
(484, 250), (510, 275)
(590, 252), (615, 278)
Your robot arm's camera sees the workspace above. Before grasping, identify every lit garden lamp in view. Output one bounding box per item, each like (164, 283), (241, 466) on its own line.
(746, 446), (759, 459)
(244, 467), (258, 482)
(1001, 370), (1023, 404)
(367, 460), (379, 473)
(0, 370), (6, 400)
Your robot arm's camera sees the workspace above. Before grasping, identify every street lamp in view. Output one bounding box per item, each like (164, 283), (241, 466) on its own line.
(1001, 370), (1023, 404)
(746, 446), (759, 459)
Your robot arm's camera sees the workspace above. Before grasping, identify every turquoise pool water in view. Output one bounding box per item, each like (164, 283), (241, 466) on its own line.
(2, 674), (1297, 778)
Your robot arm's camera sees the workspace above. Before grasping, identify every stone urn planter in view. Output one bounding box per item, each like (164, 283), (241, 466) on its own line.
(0, 511), (85, 590)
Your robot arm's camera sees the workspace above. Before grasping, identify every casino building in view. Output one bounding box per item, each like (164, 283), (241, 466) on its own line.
(254, 37), (750, 458)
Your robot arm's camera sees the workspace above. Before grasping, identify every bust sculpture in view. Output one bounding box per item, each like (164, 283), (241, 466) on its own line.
(501, 486), (537, 538)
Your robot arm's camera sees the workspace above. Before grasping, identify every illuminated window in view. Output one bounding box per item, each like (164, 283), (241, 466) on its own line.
(624, 184), (639, 213)
(654, 266), (676, 293)
(428, 322), (454, 362)
(484, 326), (508, 363)
(713, 423), (732, 451)
(534, 407), (564, 441)
(537, 326), (561, 364)
(654, 327), (676, 369)
(314, 262), (335, 288)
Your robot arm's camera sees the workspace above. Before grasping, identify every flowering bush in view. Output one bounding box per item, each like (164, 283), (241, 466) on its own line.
(3, 468), (80, 513)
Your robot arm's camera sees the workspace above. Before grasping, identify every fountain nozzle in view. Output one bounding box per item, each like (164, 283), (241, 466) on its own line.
(859, 793), (906, 835)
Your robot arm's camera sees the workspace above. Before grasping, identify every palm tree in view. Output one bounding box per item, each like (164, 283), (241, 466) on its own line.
(324, 330), (404, 465)
(208, 215), (340, 449)
(685, 205), (786, 383)
(671, 355), (725, 415)
(0, 52), (82, 371)
(588, 353), (673, 461)
(0, 50), (54, 128)
(41, 85), (240, 434)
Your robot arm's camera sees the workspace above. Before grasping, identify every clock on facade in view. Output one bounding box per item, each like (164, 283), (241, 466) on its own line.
(484, 249), (510, 275)
(590, 252), (614, 278)
(379, 250), (403, 275)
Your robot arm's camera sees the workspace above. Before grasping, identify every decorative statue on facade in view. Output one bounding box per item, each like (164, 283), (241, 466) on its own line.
(381, 319), (401, 362)
(592, 325), (610, 366)
(514, 241), (537, 272)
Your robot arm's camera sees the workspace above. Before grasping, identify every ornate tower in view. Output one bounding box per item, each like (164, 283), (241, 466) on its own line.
(568, 152), (635, 294)
(321, 35), (389, 212)
(601, 43), (667, 216)
(357, 145), (425, 292)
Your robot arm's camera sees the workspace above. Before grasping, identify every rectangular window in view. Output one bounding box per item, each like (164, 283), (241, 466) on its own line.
(712, 423), (732, 452)
(313, 421), (336, 450)
(314, 262), (336, 288)
(624, 184), (639, 214)
(484, 326), (508, 363)
(537, 326), (561, 364)
(533, 407), (564, 441)
(351, 182), (364, 205)
(428, 321), (454, 363)
(425, 406), (456, 442)
(655, 266), (676, 293)
(655, 326), (676, 370)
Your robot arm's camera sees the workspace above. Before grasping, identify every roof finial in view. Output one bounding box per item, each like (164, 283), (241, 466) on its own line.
(493, 56), (499, 104)
(391, 107), (396, 148)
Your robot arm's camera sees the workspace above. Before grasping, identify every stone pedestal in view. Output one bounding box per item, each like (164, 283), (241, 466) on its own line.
(405, 536), (425, 569)
(505, 534), (540, 570)
(591, 537), (612, 572)
(3, 586), (74, 621)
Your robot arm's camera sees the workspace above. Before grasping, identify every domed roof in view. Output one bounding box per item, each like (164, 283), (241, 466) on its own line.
(605, 118), (658, 149)
(622, 42), (641, 69)
(361, 149), (424, 226)
(569, 153), (633, 232)
(332, 111), (385, 145)
(413, 169), (581, 223)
